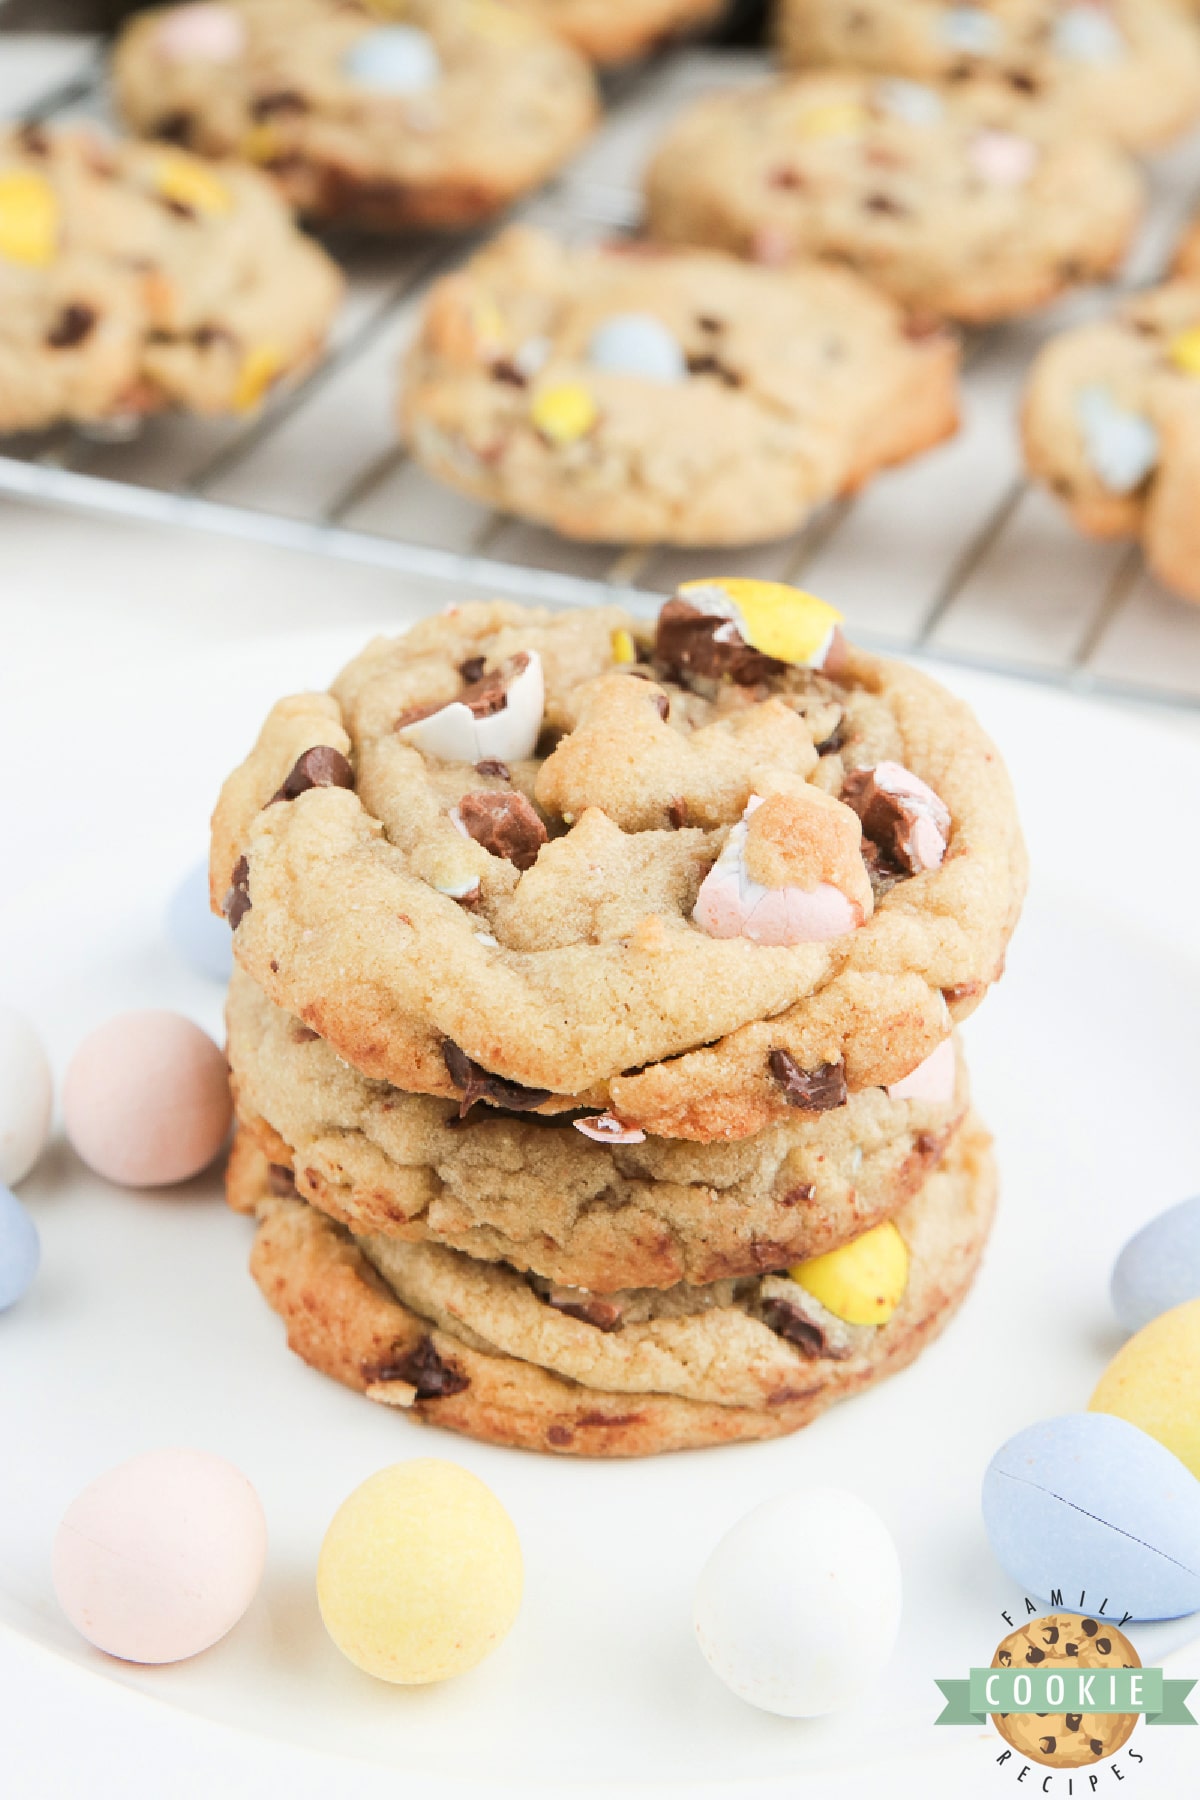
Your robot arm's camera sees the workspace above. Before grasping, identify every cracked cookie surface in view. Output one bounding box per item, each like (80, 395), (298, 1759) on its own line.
(209, 594), (1026, 1141)
(644, 70), (1142, 325)
(226, 966), (969, 1290)
(112, 0), (598, 231)
(0, 124), (341, 434)
(400, 225), (960, 546)
(237, 1115), (996, 1454)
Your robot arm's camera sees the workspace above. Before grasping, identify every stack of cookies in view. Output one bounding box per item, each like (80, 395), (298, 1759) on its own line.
(211, 581), (1026, 1457)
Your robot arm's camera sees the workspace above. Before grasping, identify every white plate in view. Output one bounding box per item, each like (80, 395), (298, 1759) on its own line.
(3, 616), (1200, 1792)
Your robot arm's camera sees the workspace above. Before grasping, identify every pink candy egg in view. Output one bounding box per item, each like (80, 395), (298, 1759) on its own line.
(154, 3), (245, 63)
(53, 1449), (267, 1664)
(63, 1011), (231, 1187)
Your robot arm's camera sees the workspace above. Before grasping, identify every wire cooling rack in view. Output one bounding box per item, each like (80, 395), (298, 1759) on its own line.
(7, 35), (1200, 708)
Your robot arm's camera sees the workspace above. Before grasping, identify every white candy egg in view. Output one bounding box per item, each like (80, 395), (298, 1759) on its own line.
(399, 652), (545, 764)
(0, 1005), (53, 1187)
(343, 26), (441, 95)
(588, 314), (687, 384)
(694, 1487), (902, 1718)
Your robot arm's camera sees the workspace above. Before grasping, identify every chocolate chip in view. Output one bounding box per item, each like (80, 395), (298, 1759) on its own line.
(442, 1040), (552, 1117)
(696, 313), (723, 332)
(268, 745), (355, 805)
(655, 597), (783, 687)
(779, 1182), (815, 1207)
(815, 720), (846, 756)
(47, 304), (97, 350)
(153, 110), (194, 145)
(456, 791), (547, 871)
(667, 796), (689, 829)
(1095, 1637), (1111, 1654)
(864, 192), (907, 216)
(17, 122), (49, 157)
(162, 198), (196, 221)
(1089, 1742), (1104, 1757)
(290, 1022), (319, 1043)
(685, 352), (742, 387)
(653, 693), (670, 721)
(1038, 1739), (1056, 1756)
(490, 360), (528, 388)
(767, 164), (806, 190)
(251, 90), (309, 119)
(760, 1297), (827, 1357)
(997, 1649), (1012, 1667)
(540, 1285), (624, 1332)
(194, 323), (235, 349)
(1025, 1647), (1046, 1664)
(1082, 1619), (1099, 1637)
(223, 856), (251, 929)
(1065, 1643), (1079, 1657)
(371, 1335), (469, 1400)
(1007, 69), (1040, 94)
(459, 656), (487, 684)
(267, 1163), (296, 1196)
(547, 1424), (573, 1447)
(768, 1050), (848, 1112)
(1065, 1714), (1083, 1732)
(474, 759), (510, 779)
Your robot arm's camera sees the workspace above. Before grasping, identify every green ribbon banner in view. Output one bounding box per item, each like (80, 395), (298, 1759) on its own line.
(935, 1671), (1196, 1727)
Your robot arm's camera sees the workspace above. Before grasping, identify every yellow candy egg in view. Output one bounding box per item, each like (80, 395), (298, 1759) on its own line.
(233, 342), (286, 413)
(1089, 1298), (1200, 1481)
(317, 1460), (523, 1684)
(796, 101), (869, 140)
(154, 151), (232, 217)
(790, 1220), (909, 1326)
(611, 628), (637, 664)
(1169, 327), (1200, 378)
(530, 382), (598, 444)
(678, 578), (843, 668)
(241, 123), (281, 164)
(0, 170), (59, 268)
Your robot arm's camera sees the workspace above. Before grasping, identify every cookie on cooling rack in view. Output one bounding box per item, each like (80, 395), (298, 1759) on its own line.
(112, 0), (598, 231)
(0, 124), (341, 435)
(208, 588), (1026, 1141)
(644, 69), (1143, 325)
(225, 964), (970, 1290)
(400, 225), (960, 545)
(776, 0), (1200, 152)
(236, 1117), (996, 1456)
(1022, 280), (1200, 606)
(505, 0), (723, 64)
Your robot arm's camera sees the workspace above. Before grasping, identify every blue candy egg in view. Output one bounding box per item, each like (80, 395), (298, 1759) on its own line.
(167, 859), (233, 984)
(1075, 385), (1159, 494)
(1113, 1196), (1200, 1333)
(0, 1183), (40, 1311)
(938, 7), (1002, 55)
(983, 1413), (1200, 1621)
(1054, 7), (1123, 64)
(588, 314), (687, 384)
(342, 26), (440, 95)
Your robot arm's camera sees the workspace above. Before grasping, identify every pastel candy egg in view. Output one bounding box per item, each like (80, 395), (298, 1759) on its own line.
(588, 314), (687, 384)
(694, 1488), (902, 1717)
(153, 3), (246, 63)
(343, 27), (441, 94)
(52, 1449), (266, 1663)
(317, 1460), (523, 1684)
(1111, 1196), (1200, 1332)
(886, 1036), (956, 1104)
(677, 577), (843, 669)
(790, 1220), (909, 1326)
(1054, 6), (1124, 63)
(982, 1413), (1200, 1620)
(795, 101), (868, 140)
(233, 342), (286, 413)
(692, 795), (868, 947)
(1169, 326), (1200, 378)
(968, 129), (1039, 188)
(0, 170), (59, 268)
(167, 860), (234, 984)
(875, 79), (944, 127)
(1076, 386), (1159, 493)
(0, 1184), (40, 1312)
(399, 650), (544, 764)
(63, 1011), (231, 1188)
(938, 6), (1002, 54)
(611, 628), (637, 664)
(153, 152), (231, 218)
(0, 1004), (53, 1186)
(530, 382), (599, 445)
(1090, 1298), (1200, 1481)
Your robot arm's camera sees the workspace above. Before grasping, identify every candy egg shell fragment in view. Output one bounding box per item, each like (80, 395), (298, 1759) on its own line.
(154, 3), (246, 63)
(886, 1036), (956, 1105)
(573, 1113), (646, 1145)
(1111, 1196), (1200, 1333)
(875, 79), (944, 127)
(342, 27), (441, 94)
(693, 792), (870, 947)
(982, 1413), (1200, 1620)
(0, 170), (59, 268)
(588, 314), (687, 383)
(317, 1459), (523, 1684)
(63, 1011), (232, 1187)
(694, 1487), (902, 1718)
(1054, 6), (1124, 63)
(0, 1004), (53, 1186)
(1075, 386), (1159, 493)
(52, 1449), (267, 1663)
(1089, 1298), (1200, 1482)
(399, 652), (544, 765)
(842, 760), (950, 874)
(790, 1220), (909, 1326)
(676, 578), (842, 670)
(0, 1184), (40, 1312)
(968, 130), (1039, 189)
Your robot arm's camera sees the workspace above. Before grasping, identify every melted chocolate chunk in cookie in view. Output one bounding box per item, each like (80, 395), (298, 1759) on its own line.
(372, 1335), (469, 1400)
(442, 1040), (552, 1117)
(768, 1050), (848, 1111)
(654, 597), (784, 687)
(269, 745), (355, 804)
(224, 855), (252, 929)
(456, 790), (547, 870)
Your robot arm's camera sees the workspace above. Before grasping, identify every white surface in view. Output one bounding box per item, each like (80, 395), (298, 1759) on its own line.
(3, 502), (1200, 1794)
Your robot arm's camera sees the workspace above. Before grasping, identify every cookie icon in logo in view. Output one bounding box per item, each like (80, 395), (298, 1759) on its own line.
(990, 1614), (1141, 1769)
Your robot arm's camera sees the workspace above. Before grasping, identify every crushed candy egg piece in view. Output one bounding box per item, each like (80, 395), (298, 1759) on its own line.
(938, 6), (1002, 54)
(677, 578), (843, 669)
(154, 152), (232, 216)
(790, 1220), (909, 1326)
(530, 382), (598, 444)
(611, 629), (637, 665)
(1169, 327), (1200, 378)
(796, 101), (869, 140)
(241, 123), (281, 163)
(573, 1114), (647, 1145)
(234, 342), (287, 412)
(154, 3), (246, 64)
(0, 170), (59, 267)
(968, 130), (1038, 188)
(693, 792), (870, 947)
(1075, 385), (1159, 493)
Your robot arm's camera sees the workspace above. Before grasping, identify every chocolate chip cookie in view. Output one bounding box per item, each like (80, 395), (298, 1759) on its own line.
(509, 0), (723, 64)
(400, 225), (960, 546)
(112, 0), (598, 232)
(1022, 280), (1200, 606)
(777, 1), (1200, 152)
(225, 965), (969, 1290)
(991, 1615), (1141, 1769)
(0, 124), (341, 434)
(208, 588), (1026, 1141)
(644, 70), (1143, 324)
(235, 1113), (996, 1455)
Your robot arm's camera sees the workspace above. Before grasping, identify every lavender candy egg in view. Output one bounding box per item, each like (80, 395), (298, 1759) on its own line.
(982, 1413), (1200, 1621)
(167, 859), (233, 984)
(1112, 1197), (1200, 1334)
(343, 27), (440, 95)
(0, 1184), (40, 1311)
(588, 314), (687, 384)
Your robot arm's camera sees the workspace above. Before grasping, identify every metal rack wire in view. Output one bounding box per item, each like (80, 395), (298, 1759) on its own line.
(7, 40), (1200, 707)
